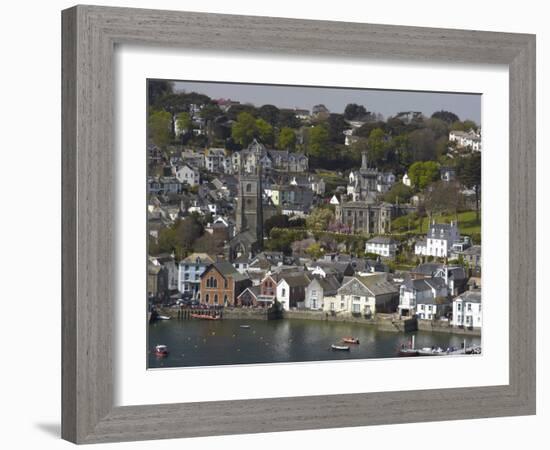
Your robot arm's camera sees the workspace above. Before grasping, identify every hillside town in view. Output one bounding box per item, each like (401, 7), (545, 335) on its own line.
(147, 81), (482, 335)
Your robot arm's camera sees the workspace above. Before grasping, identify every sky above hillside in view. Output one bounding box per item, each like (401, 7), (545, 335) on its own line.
(171, 80), (481, 124)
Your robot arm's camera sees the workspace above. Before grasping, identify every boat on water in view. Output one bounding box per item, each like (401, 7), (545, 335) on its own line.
(331, 344), (350, 351)
(417, 346), (445, 356)
(342, 337), (360, 344)
(190, 313), (221, 320)
(154, 344), (169, 357)
(398, 335), (419, 357)
(157, 315), (171, 320)
(239, 325), (251, 329)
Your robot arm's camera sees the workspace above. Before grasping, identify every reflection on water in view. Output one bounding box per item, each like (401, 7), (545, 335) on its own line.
(148, 318), (481, 368)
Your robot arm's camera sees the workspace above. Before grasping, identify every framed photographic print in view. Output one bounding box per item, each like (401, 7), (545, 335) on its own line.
(62, 5), (536, 444)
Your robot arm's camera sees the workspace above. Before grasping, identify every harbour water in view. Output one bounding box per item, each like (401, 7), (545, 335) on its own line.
(148, 318), (481, 368)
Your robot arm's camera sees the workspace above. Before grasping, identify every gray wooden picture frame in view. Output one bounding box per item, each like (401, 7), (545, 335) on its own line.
(61, 5), (536, 444)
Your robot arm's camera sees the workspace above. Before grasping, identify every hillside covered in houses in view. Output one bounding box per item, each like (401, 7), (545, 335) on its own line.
(147, 80), (482, 333)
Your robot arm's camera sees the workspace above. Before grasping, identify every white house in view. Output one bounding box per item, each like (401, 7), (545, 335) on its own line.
(276, 273), (311, 311)
(175, 163), (200, 187)
(398, 277), (448, 318)
(452, 289), (482, 329)
(449, 129), (482, 151)
(178, 253), (214, 297)
(365, 236), (398, 258)
(304, 275), (340, 310)
(205, 148), (227, 172)
(415, 221), (460, 258)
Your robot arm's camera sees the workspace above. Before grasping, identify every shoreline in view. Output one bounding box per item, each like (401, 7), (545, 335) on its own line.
(154, 306), (481, 337)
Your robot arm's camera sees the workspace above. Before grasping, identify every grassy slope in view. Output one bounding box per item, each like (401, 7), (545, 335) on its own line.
(416, 210), (481, 235)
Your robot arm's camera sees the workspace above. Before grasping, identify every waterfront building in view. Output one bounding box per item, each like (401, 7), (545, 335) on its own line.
(304, 275), (341, 310)
(276, 273), (311, 311)
(199, 261), (251, 306)
(178, 253), (214, 298)
(452, 288), (482, 329)
(332, 274), (399, 317)
(398, 277), (448, 318)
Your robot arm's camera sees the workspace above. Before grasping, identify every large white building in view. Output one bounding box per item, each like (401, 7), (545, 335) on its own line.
(452, 289), (482, 329)
(365, 236), (398, 258)
(449, 129), (481, 151)
(415, 221), (460, 258)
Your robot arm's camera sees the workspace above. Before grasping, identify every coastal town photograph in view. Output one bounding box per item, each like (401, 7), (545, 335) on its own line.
(146, 79), (482, 368)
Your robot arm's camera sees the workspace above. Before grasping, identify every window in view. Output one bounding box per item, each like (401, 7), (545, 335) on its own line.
(246, 183), (252, 193)
(282, 288), (286, 297)
(420, 305), (425, 310)
(214, 294), (218, 304)
(224, 279), (228, 289)
(352, 303), (361, 313)
(311, 289), (317, 298)
(205, 294), (210, 303)
(467, 303), (472, 311)
(457, 303), (462, 311)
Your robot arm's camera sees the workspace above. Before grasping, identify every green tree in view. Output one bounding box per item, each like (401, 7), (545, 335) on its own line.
(431, 110), (460, 124)
(258, 104), (280, 126)
(368, 128), (387, 166)
(383, 183), (414, 204)
(308, 125), (330, 158)
(306, 207), (334, 231)
(278, 127), (297, 150)
(148, 80), (174, 107)
(264, 214), (290, 235)
(175, 112), (192, 135)
(306, 242), (325, 259)
(344, 103), (367, 121)
(457, 152), (481, 220)
(408, 128), (437, 161)
(408, 161), (440, 190)
(231, 112), (258, 146)
(148, 110), (172, 149)
(255, 118), (274, 146)
(327, 113), (347, 144)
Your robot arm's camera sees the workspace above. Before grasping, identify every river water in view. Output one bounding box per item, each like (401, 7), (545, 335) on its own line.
(148, 318), (481, 368)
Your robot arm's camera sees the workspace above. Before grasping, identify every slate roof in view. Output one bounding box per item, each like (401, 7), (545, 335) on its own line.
(455, 289), (482, 304)
(367, 236), (398, 245)
(182, 253), (214, 264)
(279, 273), (311, 288)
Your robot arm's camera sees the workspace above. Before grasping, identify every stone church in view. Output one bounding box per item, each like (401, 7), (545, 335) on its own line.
(227, 153), (276, 260)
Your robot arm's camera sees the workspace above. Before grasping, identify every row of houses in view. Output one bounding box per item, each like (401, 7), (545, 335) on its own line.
(149, 251), (482, 329)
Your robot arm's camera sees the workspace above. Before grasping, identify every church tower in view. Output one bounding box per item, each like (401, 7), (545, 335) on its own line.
(236, 154), (264, 247)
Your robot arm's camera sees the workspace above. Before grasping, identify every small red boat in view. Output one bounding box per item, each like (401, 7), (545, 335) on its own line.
(154, 344), (169, 357)
(342, 337), (360, 344)
(190, 313), (221, 320)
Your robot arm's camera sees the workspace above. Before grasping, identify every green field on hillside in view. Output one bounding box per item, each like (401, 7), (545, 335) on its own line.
(393, 210), (481, 237)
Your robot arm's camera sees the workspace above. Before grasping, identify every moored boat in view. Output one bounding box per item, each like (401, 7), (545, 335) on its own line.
(240, 325), (251, 329)
(398, 335), (419, 357)
(342, 337), (360, 344)
(417, 346), (445, 356)
(157, 315), (171, 320)
(331, 344), (350, 351)
(154, 344), (169, 356)
(190, 313), (221, 320)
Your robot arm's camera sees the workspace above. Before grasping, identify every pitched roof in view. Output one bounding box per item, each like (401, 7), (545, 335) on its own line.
(456, 289), (482, 304)
(279, 273), (311, 288)
(182, 253), (214, 264)
(367, 236), (398, 245)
